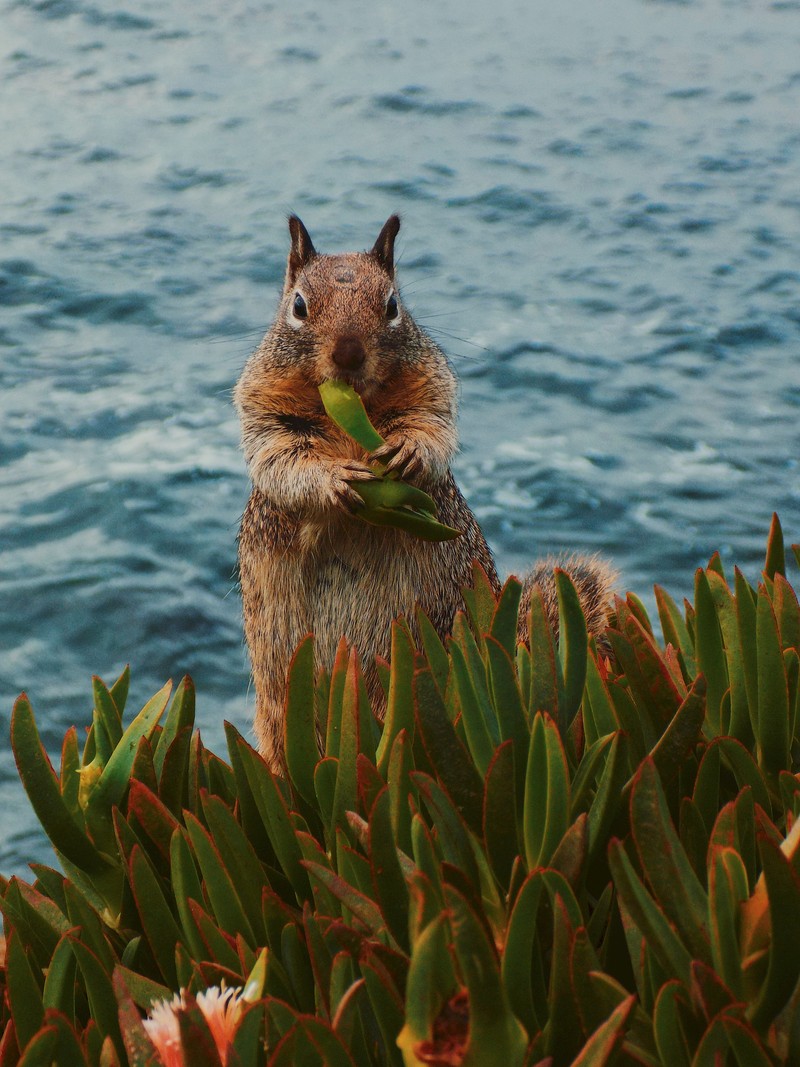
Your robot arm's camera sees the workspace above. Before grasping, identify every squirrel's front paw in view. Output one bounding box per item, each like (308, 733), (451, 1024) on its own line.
(328, 460), (375, 513)
(370, 437), (424, 482)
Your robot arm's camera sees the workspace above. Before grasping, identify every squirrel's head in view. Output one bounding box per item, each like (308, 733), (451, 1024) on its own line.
(276, 215), (414, 398)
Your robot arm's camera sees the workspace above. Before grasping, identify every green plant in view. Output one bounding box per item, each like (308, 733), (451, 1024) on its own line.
(318, 379), (459, 541)
(2, 516), (800, 1065)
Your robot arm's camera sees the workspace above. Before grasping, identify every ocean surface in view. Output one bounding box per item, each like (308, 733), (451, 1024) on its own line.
(2, 0), (799, 875)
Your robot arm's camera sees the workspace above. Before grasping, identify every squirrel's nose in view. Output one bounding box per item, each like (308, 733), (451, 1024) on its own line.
(331, 335), (366, 372)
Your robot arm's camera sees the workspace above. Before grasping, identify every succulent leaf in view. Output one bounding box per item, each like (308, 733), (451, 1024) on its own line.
(568, 993), (636, 1066)
(755, 588), (791, 781)
(11, 695), (111, 877)
(489, 577), (524, 658)
(630, 759), (711, 962)
(694, 570), (729, 737)
(86, 681), (172, 820)
(609, 838), (693, 985)
(67, 934), (125, 1059)
(450, 642), (496, 777)
(4, 933), (44, 1052)
(523, 712), (570, 870)
(376, 623), (417, 776)
(527, 587), (559, 721)
(764, 513), (786, 580)
(746, 831), (800, 1030)
(318, 378), (384, 452)
(413, 668), (484, 836)
(397, 915), (457, 1065)
(446, 884), (528, 1066)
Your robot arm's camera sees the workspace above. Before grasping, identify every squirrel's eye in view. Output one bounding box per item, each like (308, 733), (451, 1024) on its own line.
(292, 292), (308, 319)
(386, 293), (399, 320)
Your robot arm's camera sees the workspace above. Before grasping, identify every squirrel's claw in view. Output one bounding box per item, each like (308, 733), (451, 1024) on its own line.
(330, 460), (374, 513)
(370, 441), (400, 465)
(333, 483), (366, 513)
(340, 460), (376, 481)
(371, 440), (424, 482)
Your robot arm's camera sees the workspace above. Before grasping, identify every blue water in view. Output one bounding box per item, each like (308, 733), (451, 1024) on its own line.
(2, 0), (800, 875)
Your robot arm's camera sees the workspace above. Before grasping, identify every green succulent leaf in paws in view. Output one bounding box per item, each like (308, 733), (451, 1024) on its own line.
(318, 377), (385, 452)
(318, 378), (460, 541)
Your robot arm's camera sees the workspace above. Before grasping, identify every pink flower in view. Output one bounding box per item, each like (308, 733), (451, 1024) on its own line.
(143, 985), (243, 1066)
(196, 986), (244, 1060)
(142, 993), (183, 1067)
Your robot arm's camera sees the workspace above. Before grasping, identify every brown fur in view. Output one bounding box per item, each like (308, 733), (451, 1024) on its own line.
(235, 217), (615, 771)
(518, 554), (619, 645)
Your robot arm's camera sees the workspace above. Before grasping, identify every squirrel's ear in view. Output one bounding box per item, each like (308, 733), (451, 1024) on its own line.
(370, 215), (400, 275)
(286, 215), (317, 288)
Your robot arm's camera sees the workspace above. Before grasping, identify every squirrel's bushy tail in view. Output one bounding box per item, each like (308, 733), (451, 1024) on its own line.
(516, 553), (618, 644)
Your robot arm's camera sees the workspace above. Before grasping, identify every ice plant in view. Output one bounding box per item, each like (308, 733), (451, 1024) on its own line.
(1, 514), (799, 1064)
(143, 986), (243, 1067)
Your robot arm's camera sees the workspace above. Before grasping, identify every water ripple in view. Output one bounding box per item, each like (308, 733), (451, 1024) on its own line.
(372, 86), (483, 116)
(2, 0), (800, 875)
(447, 185), (571, 226)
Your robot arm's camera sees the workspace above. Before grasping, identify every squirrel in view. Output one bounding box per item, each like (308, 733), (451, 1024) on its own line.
(235, 215), (617, 772)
